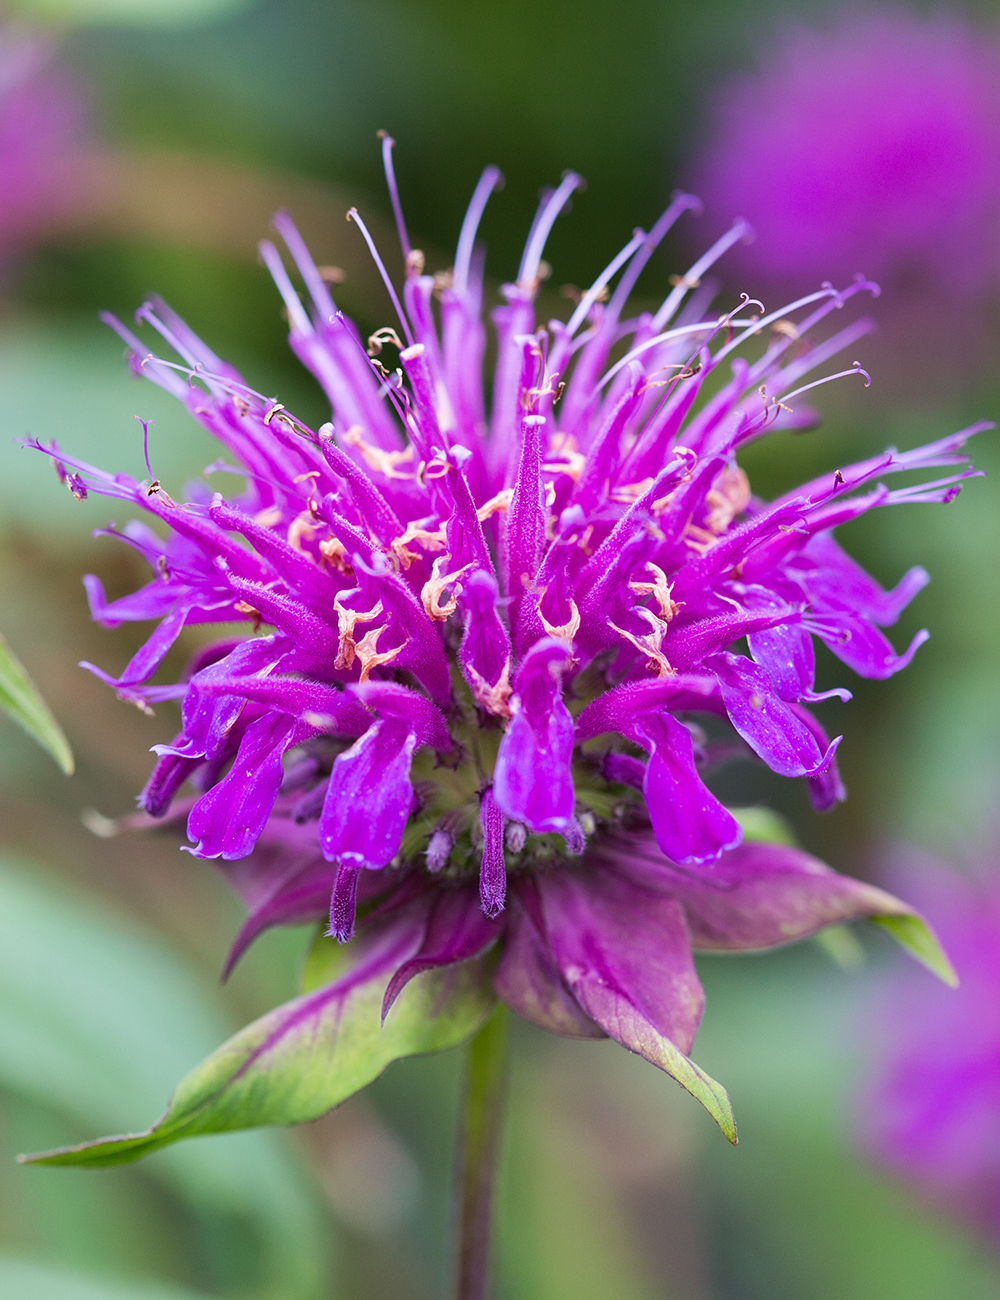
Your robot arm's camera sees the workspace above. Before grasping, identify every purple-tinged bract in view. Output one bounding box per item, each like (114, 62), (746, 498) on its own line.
(37, 145), (980, 1131)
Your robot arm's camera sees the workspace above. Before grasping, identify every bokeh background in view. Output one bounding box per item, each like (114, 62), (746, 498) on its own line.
(1, 0), (999, 1296)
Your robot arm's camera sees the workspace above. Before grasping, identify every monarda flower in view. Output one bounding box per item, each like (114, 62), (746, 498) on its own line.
(688, 7), (1000, 298)
(0, 26), (87, 254)
(860, 852), (1000, 1242)
(25, 145), (975, 1163)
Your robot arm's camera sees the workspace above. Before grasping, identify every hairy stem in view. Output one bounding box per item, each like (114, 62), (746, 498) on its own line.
(454, 1004), (510, 1300)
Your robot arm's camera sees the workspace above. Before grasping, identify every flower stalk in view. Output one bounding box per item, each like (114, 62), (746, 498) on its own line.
(455, 1003), (510, 1300)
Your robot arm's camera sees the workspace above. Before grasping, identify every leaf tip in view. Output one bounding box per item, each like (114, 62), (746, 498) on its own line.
(872, 912), (959, 988)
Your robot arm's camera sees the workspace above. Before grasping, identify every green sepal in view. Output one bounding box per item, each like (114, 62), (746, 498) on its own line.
(872, 912), (959, 987)
(22, 927), (497, 1168)
(0, 633), (74, 774)
(653, 1038), (738, 1145)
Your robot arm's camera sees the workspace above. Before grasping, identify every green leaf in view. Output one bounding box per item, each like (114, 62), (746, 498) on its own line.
(872, 912), (959, 987)
(0, 1257), (213, 1300)
(729, 805), (797, 846)
(8, 0), (254, 30)
(24, 923), (497, 1168)
(0, 635), (73, 774)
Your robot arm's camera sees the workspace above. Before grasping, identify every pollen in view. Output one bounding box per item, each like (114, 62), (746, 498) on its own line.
(608, 607), (676, 678)
(334, 592), (384, 670)
(354, 623), (407, 681)
(421, 557), (475, 621)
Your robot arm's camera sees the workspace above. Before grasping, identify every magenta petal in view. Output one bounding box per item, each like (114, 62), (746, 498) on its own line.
(348, 680), (451, 750)
(493, 878), (605, 1039)
(140, 744), (201, 817)
(181, 636), (285, 759)
(745, 588), (818, 702)
(801, 533), (930, 627)
(493, 638), (575, 833)
(708, 651), (838, 778)
(575, 674), (724, 743)
(539, 865), (704, 1055)
(459, 569), (512, 711)
(381, 885), (501, 1021)
(504, 414), (546, 632)
(818, 616), (929, 680)
(201, 674), (372, 737)
(789, 704), (847, 811)
(318, 718), (417, 867)
(635, 713), (743, 864)
(83, 572), (179, 626)
(187, 713), (302, 860)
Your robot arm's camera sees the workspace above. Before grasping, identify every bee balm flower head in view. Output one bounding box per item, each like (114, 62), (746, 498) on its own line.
(862, 853), (1000, 1240)
(0, 27), (87, 252)
(33, 140), (978, 1139)
(690, 7), (1000, 298)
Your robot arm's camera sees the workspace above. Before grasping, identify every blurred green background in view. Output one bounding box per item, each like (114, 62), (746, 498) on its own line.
(0, 0), (998, 1296)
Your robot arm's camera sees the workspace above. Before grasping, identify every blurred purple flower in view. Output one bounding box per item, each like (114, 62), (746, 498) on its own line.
(689, 8), (1000, 297)
(0, 28), (87, 252)
(34, 146), (976, 1128)
(861, 853), (1000, 1237)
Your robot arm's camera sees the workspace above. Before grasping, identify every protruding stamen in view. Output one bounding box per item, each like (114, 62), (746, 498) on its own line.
(628, 563), (681, 620)
(135, 416), (156, 481)
(334, 592), (384, 669)
(606, 192), (703, 324)
(537, 595), (581, 643)
(780, 361), (872, 406)
(272, 211), (337, 320)
(466, 659), (513, 720)
(454, 165), (504, 297)
(355, 623), (407, 681)
(258, 240), (312, 334)
(652, 217), (753, 330)
(565, 228), (647, 338)
(594, 313), (756, 393)
(378, 130), (412, 263)
(714, 285), (841, 366)
(346, 207), (415, 346)
(517, 172), (585, 290)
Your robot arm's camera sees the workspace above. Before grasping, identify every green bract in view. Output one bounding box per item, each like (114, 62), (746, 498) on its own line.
(24, 925), (497, 1169)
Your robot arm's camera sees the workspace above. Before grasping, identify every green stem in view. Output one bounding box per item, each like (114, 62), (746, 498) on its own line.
(454, 1004), (510, 1300)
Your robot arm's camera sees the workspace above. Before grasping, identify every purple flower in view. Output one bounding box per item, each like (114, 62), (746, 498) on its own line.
(0, 28), (87, 251)
(688, 8), (1000, 298)
(861, 853), (1000, 1238)
(37, 144), (978, 1134)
